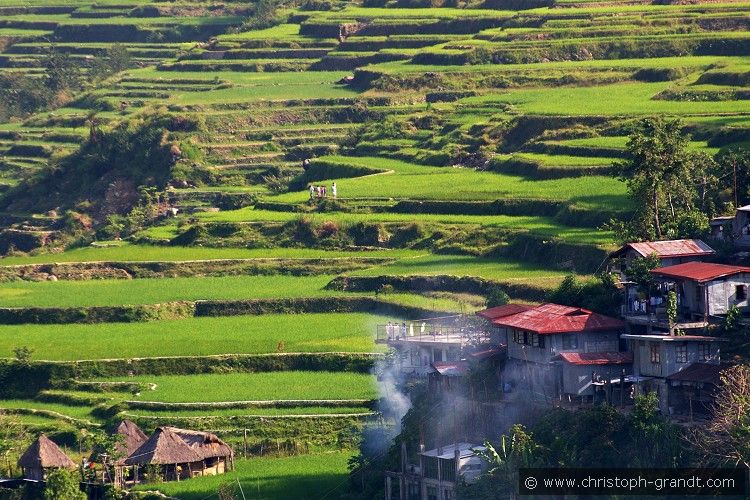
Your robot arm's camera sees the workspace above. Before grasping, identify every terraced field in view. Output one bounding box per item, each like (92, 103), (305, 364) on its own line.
(0, 0), (748, 497)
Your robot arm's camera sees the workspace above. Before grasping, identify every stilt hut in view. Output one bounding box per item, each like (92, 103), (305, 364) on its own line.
(118, 427), (203, 485)
(106, 420), (148, 486)
(166, 427), (234, 475)
(18, 434), (77, 480)
(115, 420), (148, 458)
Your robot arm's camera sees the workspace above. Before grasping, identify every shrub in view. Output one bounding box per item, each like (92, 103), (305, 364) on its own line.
(44, 469), (85, 500)
(316, 220), (340, 239)
(486, 287), (510, 308)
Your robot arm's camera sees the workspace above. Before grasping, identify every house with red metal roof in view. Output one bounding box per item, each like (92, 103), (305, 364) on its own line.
(608, 239), (715, 279)
(488, 303), (630, 401)
(622, 262), (750, 334)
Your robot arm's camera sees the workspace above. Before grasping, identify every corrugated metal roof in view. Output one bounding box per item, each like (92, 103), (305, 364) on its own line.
(490, 303), (625, 335)
(556, 351), (633, 366)
(421, 443), (485, 459)
(666, 362), (727, 385)
(431, 361), (468, 377)
(476, 304), (532, 320)
(611, 239), (714, 258)
(651, 262), (750, 282)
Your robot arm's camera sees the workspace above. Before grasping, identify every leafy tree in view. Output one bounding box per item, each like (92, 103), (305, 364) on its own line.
(44, 469), (85, 500)
(624, 254), (661, 294)
(717, 148), (750, 208)
(548, 274), (622, 316)
(617, 117), (715, 239)
(627, 393), (682, 467)
(44, 47), (80, 94)
(485, 287), (510, 308)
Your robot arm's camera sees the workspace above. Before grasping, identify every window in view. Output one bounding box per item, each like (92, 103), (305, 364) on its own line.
(513, 330), (544, 348)
(441, 458), (456, 482)
(444, 488), (455, 500)
(426, 486), (438, 500)
(562, 334), (578, 350)
(736, 285), (748, 301)
(650, 344), (661, 364)
(424, 457), (439, 479)
(676, 343), (687, 363)
(695, 285), (703, 303)
(698, 343), (711, 362)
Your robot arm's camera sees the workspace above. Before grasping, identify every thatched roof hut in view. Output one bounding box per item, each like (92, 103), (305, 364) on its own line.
(114, 420), (148, 458)
(121, 427), (202, 467)
(166, 427), (233, 461)
(18, 434), (76, 480)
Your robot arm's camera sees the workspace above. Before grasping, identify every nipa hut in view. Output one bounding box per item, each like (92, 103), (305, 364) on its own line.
(115, 426), (233, 487)
(115, 420), (148, 458)
(18, 434), (77, 481)
(166, 427), (234, 475)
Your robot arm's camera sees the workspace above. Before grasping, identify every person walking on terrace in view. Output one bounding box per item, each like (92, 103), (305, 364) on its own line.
(331, 182), (337, 199)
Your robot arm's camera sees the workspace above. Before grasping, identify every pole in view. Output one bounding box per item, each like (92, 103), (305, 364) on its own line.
(237, 476), (247, 500)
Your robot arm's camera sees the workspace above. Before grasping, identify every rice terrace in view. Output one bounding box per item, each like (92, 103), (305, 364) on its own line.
(0, 0), (748, 498)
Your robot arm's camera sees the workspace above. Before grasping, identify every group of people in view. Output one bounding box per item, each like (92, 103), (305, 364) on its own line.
(384, 321), (429, 340)
(309, 182), (336, 200)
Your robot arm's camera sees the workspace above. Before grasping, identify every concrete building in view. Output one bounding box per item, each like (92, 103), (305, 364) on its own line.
(385, 443), (486, 500)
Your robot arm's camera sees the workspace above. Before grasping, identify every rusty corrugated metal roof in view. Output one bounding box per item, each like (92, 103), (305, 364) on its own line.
(611, 239), (714, 259)
(666, 362), (729, 385)
(490, 303), (625, 335)
(476, 304), (532, 320)
(556, 351), (633, 366)
(652, 262), (750, 282)
(431, 361), (468, 377)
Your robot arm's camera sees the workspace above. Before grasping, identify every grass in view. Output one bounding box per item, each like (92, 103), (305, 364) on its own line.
(0, 400), (99, 421)
(136, 451), (354, 500)
(92, 372), (377, 402)
(268, 155), (629, 211)
(350, 253), (572, 283)
(0, 313), (385, 360)
(127, 406), (372, 417)
(0, 243), (415, 265)
(460, 82), (750, 116)
(0, 275), (336, 307)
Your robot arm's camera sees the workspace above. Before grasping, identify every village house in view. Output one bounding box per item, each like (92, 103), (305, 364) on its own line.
(620, 333), (726, 415)
(608, 239), (715, 280)
(115, 426), (233, 487)
(475, 304), (533, 345)
(427, 345), (507, 397)
(553, 351), (633, 403)
(624, 262), (750, 333)
(489, 303), (627, 401)
(385, 442), (486, 500)
(710, 205), (750, 248)
(377, 317), (490, 376)
(18, 434), (77, 481)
